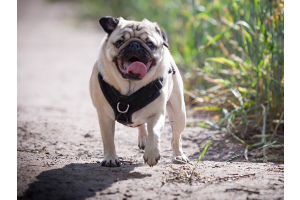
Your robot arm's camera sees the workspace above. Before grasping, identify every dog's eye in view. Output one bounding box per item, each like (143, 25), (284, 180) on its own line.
(146, 42), (155, 50)
(115, 40), (124, 48)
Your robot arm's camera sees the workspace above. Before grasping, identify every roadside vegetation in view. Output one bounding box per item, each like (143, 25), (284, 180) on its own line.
(55, 0), (284, 163)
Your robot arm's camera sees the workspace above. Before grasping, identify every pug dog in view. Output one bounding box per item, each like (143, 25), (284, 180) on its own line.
(89, 16), (189, 167)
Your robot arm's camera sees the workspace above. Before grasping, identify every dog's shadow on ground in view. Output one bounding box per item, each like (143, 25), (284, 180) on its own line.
(18, 163), (150, 200)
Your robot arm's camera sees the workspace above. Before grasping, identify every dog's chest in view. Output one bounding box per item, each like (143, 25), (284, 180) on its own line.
(98, 73), (164, 127)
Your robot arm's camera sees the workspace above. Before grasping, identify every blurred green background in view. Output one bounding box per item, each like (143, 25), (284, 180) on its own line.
(55, 0), (284, 162)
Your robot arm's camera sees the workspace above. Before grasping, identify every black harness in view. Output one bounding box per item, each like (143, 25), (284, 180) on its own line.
(97, 65), (175, 127)
(98, 73), (163, 126)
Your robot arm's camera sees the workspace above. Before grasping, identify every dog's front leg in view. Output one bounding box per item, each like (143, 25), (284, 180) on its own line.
(143, 113), (164, 167)
(97, 110), (120, 167)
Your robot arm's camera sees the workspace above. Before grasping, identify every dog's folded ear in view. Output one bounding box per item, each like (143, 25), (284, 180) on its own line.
(99, 16), (119, 34)
(159, 29), (169, 48)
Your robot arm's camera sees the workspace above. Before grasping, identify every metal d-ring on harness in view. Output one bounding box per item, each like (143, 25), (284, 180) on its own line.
(97, 63), (176, 127)
(117, 102), (129, 113)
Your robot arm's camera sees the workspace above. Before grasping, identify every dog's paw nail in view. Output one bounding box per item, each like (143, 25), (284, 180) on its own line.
(155, 155), (161, 162)
(116, 160), (121, 167)
(143, 156), (148, 163)
(138, 144), (145, 150)
(100, 160), (106, 166)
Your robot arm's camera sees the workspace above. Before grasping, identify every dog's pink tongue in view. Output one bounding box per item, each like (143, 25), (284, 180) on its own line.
(127, 61), (147, 78)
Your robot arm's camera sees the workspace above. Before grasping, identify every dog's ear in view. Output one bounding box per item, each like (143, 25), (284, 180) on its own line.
(159, 29), (169, 48)
(99, 16), (119, 34)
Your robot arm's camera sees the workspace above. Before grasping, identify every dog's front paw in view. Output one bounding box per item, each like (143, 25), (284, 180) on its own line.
(143, 145), (161, 167)
(172, 154), (189, 164)
(101, 153), (121, 167)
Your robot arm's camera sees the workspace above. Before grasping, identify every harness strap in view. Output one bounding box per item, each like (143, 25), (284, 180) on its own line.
(98, 73), (163, 126)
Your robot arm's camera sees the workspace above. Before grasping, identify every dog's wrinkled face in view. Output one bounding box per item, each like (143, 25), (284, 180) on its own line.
(99, 16), (169, 80)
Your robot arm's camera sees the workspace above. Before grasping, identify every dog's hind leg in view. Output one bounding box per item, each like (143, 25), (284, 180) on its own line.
(166, 81), (189, 163)
(138, 124), (147, 150)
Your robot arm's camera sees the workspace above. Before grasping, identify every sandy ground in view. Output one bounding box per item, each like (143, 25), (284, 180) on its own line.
(17, 0), (284, 199)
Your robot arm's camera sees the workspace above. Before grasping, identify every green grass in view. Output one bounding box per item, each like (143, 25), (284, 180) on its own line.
(190, 137), (212, 176)
(175, 137), (212, 178)
(57, 0), (284, 162)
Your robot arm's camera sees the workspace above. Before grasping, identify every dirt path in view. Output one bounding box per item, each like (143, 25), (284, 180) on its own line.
(17, 0), (284, 199)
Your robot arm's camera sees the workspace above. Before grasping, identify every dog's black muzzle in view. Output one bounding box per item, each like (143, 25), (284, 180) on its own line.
(114, 38), (156, 80)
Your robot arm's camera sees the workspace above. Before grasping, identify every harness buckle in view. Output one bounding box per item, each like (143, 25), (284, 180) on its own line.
(117, 102), (129, 113)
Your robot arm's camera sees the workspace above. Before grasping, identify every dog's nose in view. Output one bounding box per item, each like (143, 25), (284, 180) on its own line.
(129, 42), (141, 49)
